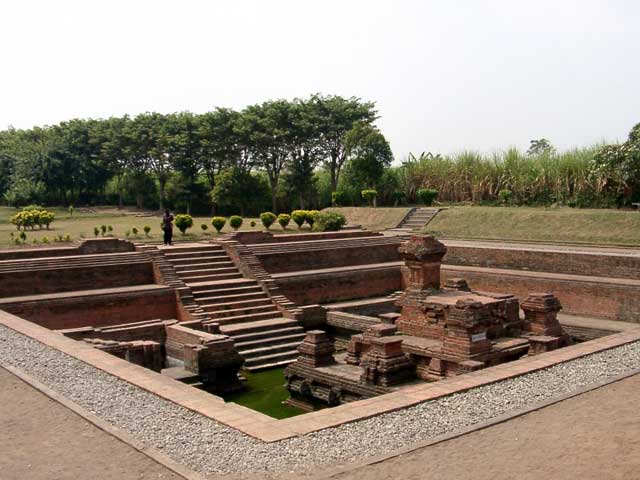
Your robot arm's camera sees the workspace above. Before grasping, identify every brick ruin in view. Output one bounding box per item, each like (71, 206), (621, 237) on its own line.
(285, 234), (573, 408)
(1, 226), (638, 413)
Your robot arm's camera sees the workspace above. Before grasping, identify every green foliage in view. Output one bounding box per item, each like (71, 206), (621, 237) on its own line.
(100, 225), (107, 236)
(260, 212), (277, 230)
(94, 226), (100, 237)
(143, 225), (151, 236)
(229, 215), (243, 231)
(19, 231), (26, 242)
(291, 210), (307, 229)
(132, 227), (139, 236)
(211, 216), (227, 233)
(499, 189), (512, 204)
(10, 209), (55, 230)
(305, 210), (319, 227)
(277, 213), (291, 230)
(392, 191), (405, 206)
(68, 205), (74, 216)
(125, 230), (131, 238)
(332, 191), (346, 206)
(200, 223), (208, 232)
(417, 188), (438, 206)
(64, 234), (71, 242)
(42, 236), (49, 243)
(345, 123), (393, 189)
(361, 189), (378, 207)
(174, 214), (193, 234)
(250, 220), (256, 227)
(312, 211), (347, 232)
(527, 139), (555, 157)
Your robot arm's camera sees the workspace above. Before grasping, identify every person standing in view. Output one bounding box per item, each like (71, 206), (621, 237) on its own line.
(162, 209), (174, 246)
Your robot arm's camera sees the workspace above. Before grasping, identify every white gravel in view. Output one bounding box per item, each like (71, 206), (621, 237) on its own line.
(1, 323), (639, 477)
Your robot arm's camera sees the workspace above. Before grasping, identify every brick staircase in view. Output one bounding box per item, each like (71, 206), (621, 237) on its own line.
(162, 244), (305, 371)
(394, 207), (440, 231)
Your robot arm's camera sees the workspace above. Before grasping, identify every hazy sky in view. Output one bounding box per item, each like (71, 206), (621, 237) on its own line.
(1, 1), (639, 160)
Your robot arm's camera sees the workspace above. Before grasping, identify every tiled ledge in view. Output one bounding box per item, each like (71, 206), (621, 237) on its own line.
(1, 309), (639, 443)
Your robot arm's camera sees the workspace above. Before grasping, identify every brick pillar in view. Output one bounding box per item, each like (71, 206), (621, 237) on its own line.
(396, 235), (447, 338)
(360, 337), (413, 387)
(296, 330), (335, 368)
(521, 293), (563, 336)
(442, 299), (492, 360)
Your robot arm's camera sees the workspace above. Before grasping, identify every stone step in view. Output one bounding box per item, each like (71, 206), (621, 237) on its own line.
(231, 326), (305, 344)
(163, 244), (223, 252)
(213, 310), (282, 326)
(239, 341), (303, 360)
(219, 318), (298, 336)
(208, 304), (278, 319)
(246, 358), (299, 372)
(183, 272), (244, 283)
(189, 278), (257, 293)
(192, 284), (263, 299)
(176, 266), (238, 276)
(243, 350), (299, 369)
(235, 332), (306, 351)
(169, 255), (231, 266)
(198, 286), (269, 305)
(201, 297), (273, 313)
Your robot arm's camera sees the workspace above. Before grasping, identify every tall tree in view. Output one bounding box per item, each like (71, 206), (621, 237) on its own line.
(308, 94), (377, 192)
(93, 116), (132, 208)
(344, 122), (393, 189)
(164, 112), (201, 213)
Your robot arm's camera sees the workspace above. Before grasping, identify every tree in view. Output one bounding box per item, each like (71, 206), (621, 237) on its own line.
(93, 116), (132, 208)
(164, 112), (201, 213)
(211, 167), (268, 216)
(344, 122), (393, 189)
(527, 138), (555, 156)
(308, 94), (377, 192)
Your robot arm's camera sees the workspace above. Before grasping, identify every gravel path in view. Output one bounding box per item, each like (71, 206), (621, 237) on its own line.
(1, 324), (639, 478)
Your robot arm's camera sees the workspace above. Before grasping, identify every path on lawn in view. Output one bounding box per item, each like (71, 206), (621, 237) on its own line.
(329, 372), (640, 480)
(0, 366), (183, 480)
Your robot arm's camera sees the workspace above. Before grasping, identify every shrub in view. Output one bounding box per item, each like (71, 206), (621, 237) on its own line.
(64, 234), (71, 242)
(132, 227), (139, 236)
(260, 212), (277, 230)
(392, 191), (405, 206)
(107, 225), (113, 232)
(417, 188), (438, 206)
(93, 227), (100, 237)
(40, 211), (55, 229)
(68, 205), (74, 217)
(125, 230), (131, 238)
(291, 210), (307, 229)
(100, 225), (107, 236)
(211, 216), (227, 233)
(250, 220), (256, 227)
(277, 213), (291, 230)
(174, 214), (193, 235)
(305, 210), (319, 227)
(32, 238), (39, 244)
(42, 236), (49, 244)
(229, 215), (243, 231)
(10, 209), (55, 230)
(200, 223), (208, 232)
(21, 204), (43, 212)
(332, 191), (346, 206)
(499, 189), (512, 204)
(19, 231), (27, 242)
(361, 189), (378, 207)
(312, 211), (347, 232)
(143, 225), (151, 237)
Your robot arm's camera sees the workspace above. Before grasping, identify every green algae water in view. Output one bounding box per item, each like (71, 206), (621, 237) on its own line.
(222, 368), (304, 419)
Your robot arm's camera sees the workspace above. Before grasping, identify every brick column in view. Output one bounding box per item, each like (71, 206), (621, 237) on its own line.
(442, 298), (492, 360)
(296, 330), (335, 368)
(521, 293), (563, 336)
(396, 235), (447, 338)
(360, 337), (413, 387)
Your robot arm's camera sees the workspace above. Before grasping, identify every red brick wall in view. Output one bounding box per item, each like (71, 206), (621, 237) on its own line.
(2, 288), (179, 330)
(275, 266), (402, 305)
(443, 245), (640, 280)
(0, 262), (155, 297)
(441, 266), (640, 323)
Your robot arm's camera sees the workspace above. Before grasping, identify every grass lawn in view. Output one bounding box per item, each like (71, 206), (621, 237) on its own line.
(0, 206), (317, 248)
(427, 206), (640, 246)
(221, 368), (303, 419)
(324, 206), (410, 231)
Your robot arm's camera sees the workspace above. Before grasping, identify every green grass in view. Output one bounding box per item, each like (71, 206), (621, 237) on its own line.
(0, 207), (317, 248)
(222, 368), (303, 419)
(324, 206), (411, 231)
(427, 206), (640, 246)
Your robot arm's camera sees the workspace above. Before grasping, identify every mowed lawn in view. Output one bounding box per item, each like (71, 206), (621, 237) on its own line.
(0, 206), (310, 248)
(426, 206), (640, 246)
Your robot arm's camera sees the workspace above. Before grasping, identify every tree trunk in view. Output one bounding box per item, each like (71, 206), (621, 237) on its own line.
(299, 192), (305, 210)
(271, 190), (277, 213)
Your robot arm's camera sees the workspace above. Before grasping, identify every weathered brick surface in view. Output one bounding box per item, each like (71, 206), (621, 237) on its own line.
(2, 288), (179, 330)
(0, 238), (135, 261)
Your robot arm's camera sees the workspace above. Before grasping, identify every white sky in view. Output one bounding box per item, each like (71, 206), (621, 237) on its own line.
(1, 0), (639, 160)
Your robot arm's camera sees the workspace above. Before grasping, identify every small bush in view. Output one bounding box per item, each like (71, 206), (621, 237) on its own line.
(125, 230), (131, 238)
(229, 215), (243, 231)
(305, 210), (319, 227)
(260, 212), (277, 230)
(107, 225), (113, 232)
(10, 209), (55, 230)
(277, 213), (291, 230)
(32, 238), (39, 244)
(417, 188), (438, 206)
(68, 205), (74, 217)
(250, 220), (256, 227)
(174, 214), (193, 235)
(132, 227), (139, 236)
(143, 225), (151, 237)
(201, 223), (208, 232)
(211, 216), (227, 233)
(100, 225), (107, 236)
(291, 210), (307, 229)
(312, 211), (347, 232)
(499, 189), (512, 204)
(93, 227), (100, 237)
(42, 236), (49, 244)
(361, 189), (378, 207)
(64, 234), (71, 242)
